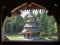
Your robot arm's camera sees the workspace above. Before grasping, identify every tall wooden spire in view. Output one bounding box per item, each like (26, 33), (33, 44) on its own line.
(21, 10), (40, 39)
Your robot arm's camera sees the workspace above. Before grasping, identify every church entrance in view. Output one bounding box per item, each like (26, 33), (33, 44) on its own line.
(27, 33), (30, 39)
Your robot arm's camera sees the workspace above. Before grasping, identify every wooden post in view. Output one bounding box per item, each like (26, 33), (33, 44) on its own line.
(58, 21), (60, 41)
(2, 16), (8, 41)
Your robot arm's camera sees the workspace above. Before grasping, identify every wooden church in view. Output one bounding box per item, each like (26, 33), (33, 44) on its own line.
(10, 2), (47, 40)
(2, 2), (47, 40)
(21, 10), (40, 39)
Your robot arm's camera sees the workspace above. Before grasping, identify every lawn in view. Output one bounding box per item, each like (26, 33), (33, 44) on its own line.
(5, 33), (25, 40)
(5, 33), (58, 41)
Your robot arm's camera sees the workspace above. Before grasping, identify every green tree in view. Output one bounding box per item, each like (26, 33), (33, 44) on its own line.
(14, 15), (25, 33)
(33, 11), (57, 39)
(5, 14), (25, 34)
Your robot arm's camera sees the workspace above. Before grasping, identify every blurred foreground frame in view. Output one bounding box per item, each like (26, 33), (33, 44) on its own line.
(1, 0), (59, 43)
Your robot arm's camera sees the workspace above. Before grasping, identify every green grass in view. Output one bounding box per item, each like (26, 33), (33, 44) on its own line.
(5, 33), (58, 41)
(6, 33), (24, 40)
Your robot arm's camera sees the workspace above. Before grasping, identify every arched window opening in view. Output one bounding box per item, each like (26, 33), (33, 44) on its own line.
(3, 3), (58, 41)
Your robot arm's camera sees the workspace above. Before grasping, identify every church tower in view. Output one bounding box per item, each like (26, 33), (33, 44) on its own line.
(21, 10), (40, 40)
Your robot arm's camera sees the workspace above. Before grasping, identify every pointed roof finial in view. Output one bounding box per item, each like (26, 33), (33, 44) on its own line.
(27, 10), (33, 18)
(30, 10), (33, 15)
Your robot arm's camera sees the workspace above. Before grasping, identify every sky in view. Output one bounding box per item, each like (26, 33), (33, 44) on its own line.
(20, 9), (48, 18)
(20, 10), (38, 18)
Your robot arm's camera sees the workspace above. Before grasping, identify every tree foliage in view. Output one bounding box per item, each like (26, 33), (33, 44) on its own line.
(34, 12), (57, 38)
(5, 15), (25, 34)
(5, 10), (58, 39)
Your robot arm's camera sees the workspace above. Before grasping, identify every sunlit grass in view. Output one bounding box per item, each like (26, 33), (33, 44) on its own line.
(6, 36), (24, 40)
(5, 33), (24, 40)
(5, 33), (58, 41)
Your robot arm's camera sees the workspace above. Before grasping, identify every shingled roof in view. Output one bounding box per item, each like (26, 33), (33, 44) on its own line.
(26, 19), (35, 22)
(24, 23), (37, 27)
(21, 28), (39, 33)
(27, 14), (33, 18)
